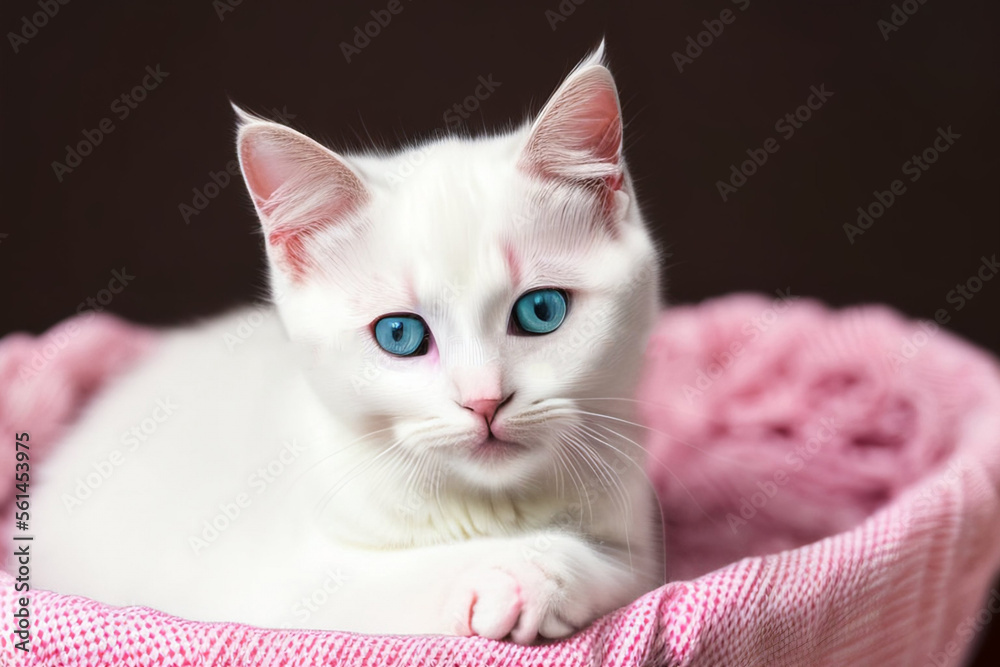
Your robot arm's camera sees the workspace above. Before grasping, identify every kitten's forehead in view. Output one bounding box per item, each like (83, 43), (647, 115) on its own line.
(411, 257), (505, 327)
(358, 134), (528, 292)
(360, 134), (523, 233)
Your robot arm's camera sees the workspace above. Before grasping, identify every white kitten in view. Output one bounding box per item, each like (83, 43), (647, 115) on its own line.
(27, 44), (663, 644)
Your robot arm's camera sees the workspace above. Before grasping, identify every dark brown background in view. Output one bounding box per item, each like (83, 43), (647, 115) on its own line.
(2, 0), (998, 662)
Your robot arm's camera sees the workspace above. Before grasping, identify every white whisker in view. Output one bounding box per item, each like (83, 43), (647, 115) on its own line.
(569, 408), (748, 467)
(579, 420), (719, 528)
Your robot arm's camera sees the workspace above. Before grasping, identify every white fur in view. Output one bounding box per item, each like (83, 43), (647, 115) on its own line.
(28, 45), (664, 643)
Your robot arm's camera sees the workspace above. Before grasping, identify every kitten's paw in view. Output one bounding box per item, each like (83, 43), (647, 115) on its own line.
(447, 560), (579, 644)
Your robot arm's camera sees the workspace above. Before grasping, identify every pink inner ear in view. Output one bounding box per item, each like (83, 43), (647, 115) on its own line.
(521, 66), (624, 192)
(555, 78), (622, 166)
(238, 124), (368, 282)
(240, 128), (303, 204)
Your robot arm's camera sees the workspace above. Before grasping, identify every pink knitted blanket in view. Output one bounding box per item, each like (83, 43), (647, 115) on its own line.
(2, 294), (999, 666)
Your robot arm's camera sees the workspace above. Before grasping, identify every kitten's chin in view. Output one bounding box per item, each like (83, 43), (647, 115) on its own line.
(469, 435), (525, 463)
(445, 435), (543, 490)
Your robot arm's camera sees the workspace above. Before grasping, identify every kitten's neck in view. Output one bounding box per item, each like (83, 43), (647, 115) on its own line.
(308, 424), (647, 551)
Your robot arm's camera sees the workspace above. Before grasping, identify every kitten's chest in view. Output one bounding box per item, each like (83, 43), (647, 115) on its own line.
(404, 492), (565, 545)
(319, 481), (574, 549)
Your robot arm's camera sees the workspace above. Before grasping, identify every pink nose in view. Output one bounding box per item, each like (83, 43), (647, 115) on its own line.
(463, 397), (502, 423)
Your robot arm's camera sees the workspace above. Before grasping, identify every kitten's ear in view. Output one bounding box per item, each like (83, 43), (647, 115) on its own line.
(234, 106), (369, 282)
(519, 42), (624, 192)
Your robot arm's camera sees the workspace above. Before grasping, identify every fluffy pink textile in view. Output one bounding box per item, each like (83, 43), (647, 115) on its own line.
(2, 294), (999, 666)
(0, 315), (156, 517)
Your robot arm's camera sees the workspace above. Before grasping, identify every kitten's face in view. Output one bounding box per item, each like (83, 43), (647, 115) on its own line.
(237, 47), (659, 491)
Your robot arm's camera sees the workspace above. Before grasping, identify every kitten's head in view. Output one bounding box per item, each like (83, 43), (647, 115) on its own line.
(236, 44), (660, 492)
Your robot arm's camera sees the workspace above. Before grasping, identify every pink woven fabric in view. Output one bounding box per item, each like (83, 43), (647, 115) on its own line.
(2, 295), (999, 666)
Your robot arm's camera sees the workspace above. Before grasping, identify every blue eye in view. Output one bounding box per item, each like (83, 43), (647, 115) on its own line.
(512, 289), (567, 335)
(374, 315), (429, 356)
